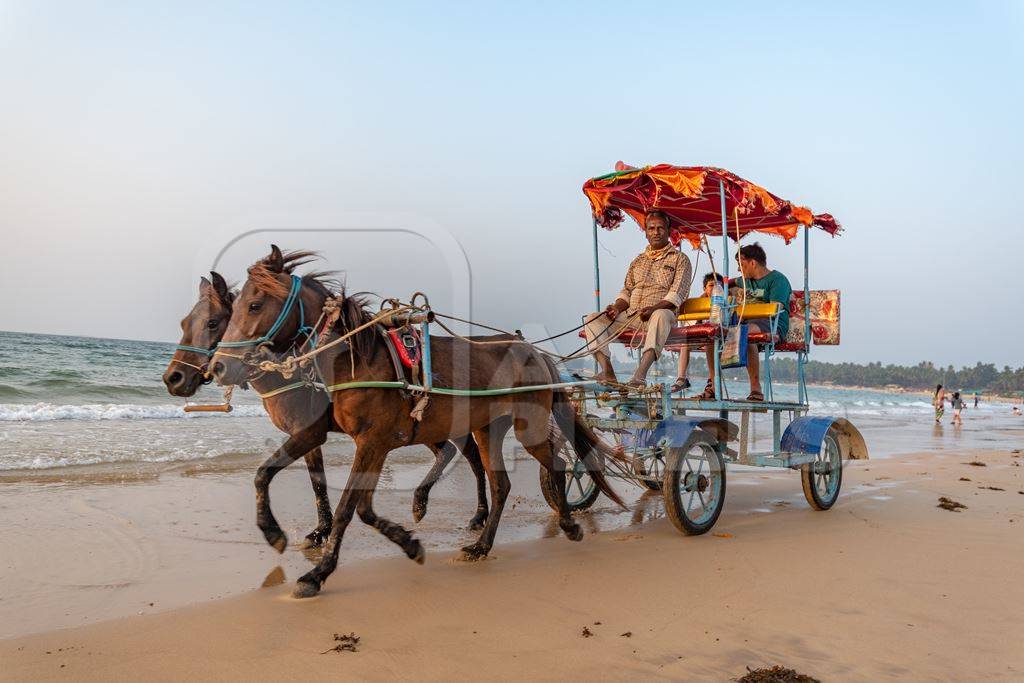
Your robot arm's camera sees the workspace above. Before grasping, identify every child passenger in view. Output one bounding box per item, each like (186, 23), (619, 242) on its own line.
(671, 272), (724, 393)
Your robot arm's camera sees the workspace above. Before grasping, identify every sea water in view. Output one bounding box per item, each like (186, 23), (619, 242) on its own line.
(0, 330), (1018, 470)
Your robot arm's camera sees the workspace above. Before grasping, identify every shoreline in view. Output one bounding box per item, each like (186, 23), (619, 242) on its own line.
(3, 445), (1023, 680)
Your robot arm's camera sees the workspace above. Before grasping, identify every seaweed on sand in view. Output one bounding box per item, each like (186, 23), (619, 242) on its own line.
(737, 665), (820, 682)
(937, 497), (967, 512)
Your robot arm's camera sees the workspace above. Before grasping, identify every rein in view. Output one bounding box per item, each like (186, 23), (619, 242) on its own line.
(217, 275), (313, 350)
(170, 344), (216, 376)
(324, 379), (598, 396)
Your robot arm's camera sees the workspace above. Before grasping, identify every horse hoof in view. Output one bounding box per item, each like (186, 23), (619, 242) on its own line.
(292, 580), (321, 599)
(459, 544), (489, 562)
(468, 513), (487, 532)
(407, 540), (426, 565)
(300, 530), (325, 549)
(263, 527), (289, 553)
(564, 524), (584, 542)
(412, 503), (426, 524)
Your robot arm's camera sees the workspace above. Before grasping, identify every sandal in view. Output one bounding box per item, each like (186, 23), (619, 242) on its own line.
(670, 377), (691, 393)
(699, 379), (716, 400)
(746, 390), (764, 402)
(625, 378), (646, 390)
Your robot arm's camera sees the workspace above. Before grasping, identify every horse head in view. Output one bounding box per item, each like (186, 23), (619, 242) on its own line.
(211, 245), (329, 387)
(163, 271), (233, 396)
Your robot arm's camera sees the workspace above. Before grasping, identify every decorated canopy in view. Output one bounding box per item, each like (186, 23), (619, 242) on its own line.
(582, 162), (841, 247)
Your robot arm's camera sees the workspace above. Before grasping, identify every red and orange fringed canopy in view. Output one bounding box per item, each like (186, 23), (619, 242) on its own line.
(582, 162), (841, 247)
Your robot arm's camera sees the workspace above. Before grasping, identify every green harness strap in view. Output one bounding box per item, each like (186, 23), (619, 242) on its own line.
(255, 381), (309, 400)
(324, 380), (597, 396)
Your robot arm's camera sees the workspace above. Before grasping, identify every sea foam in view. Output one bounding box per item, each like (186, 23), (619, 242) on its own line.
(0, 402), (267, 422)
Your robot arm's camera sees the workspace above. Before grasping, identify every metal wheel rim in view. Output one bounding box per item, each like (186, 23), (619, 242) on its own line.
(560, 446), (596, 506)
(678, 442), (721, 525)
(814, 435), (841, 501)
(637, 448), (665, 482)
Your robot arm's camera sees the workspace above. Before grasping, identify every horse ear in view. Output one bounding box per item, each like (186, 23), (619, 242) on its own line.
(266, 244), (284, 273)
(199, 276), (212, 292)
(209, 271), (229, 300)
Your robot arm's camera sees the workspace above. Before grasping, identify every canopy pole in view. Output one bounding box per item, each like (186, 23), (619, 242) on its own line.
(719, 180), (729, 280)
(801, 223), (811, 404)
(591, 217), (601, 312)
(591, 217), (601, 374)
(714, 179), (729, 400)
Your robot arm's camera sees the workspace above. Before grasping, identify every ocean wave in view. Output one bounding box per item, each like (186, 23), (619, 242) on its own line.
(0, 402), (267, 422)
(25, 382), (162, 402)
(0, 448), (267, 471)
(0, 384), (33, 400)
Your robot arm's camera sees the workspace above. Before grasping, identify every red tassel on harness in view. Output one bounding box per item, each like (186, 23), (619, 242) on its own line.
(387, 328), (422, 369)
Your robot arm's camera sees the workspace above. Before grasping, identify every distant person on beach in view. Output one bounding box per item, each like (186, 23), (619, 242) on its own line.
(934, 384), (946, 423)
(699, 242), (792, 402)
(671, 272), (723, 393)
(974, 392), (979, 408)
(583, 211), (692, 388)
(950, 392), (964, 426)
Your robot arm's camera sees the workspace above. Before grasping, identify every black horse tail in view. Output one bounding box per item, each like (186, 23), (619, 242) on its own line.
(550, 391), (626, 509)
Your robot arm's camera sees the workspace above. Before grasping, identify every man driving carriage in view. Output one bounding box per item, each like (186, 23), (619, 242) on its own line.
(584, 211), (692, 388)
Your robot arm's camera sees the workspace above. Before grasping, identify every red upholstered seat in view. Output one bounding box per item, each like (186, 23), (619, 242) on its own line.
(580, 323), (806, 352)
(580, 323), (719, 347)
(747, 330), (773, 344)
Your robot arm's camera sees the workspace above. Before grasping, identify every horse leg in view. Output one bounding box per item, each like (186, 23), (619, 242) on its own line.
(520, 428), (582, 542)
(411, 437), (489, 531)
(300, 447), (332, 548)
(357, 487), (425, 563)
(457, 434), (489, 532)
(255, 428), (327, 553)
(411, 441), (457, 523)
(460, 419), (512, 561)
(294, 441), (394, 598)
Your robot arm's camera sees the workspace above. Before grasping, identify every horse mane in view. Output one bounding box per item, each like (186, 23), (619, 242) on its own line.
(333, 289), (377, 359)
(246, 249), (377, 359)
(247, 250), (329, 299)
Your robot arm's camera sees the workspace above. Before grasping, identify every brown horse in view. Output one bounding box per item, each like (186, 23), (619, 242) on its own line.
(211, 246), (623, 598)
(163, 260), (488, 550)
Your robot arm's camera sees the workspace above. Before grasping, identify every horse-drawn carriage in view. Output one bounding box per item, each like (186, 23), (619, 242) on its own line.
(538, 164), (868, 534)
(168, 162), (868, 597)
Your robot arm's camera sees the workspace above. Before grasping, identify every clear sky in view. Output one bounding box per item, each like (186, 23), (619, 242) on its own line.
(1, 1), (1021, 366)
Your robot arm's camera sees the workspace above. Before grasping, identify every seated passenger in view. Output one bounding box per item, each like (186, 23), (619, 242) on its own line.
(583, 211), (692, 388)
(700, 242), (792, 402)
(671, 272), (724, 393)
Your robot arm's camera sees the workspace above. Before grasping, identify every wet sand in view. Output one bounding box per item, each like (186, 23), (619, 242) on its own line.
(2, 444), (1024, 680)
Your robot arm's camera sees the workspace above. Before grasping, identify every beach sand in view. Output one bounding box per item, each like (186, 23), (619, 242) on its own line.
(2, 445), (1023, 681)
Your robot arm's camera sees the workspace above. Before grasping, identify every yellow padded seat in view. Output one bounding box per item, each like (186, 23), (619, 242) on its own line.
(738, 302), (781, 320)
(677, 297), (711, 322)
(676, 298), (781, 322)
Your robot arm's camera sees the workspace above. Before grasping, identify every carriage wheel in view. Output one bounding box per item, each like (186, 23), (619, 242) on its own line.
(663, 430), (726, 535)
(632, 448), (665, 491)
(538, 442), (600, 513)
(801, 431), (843, 510)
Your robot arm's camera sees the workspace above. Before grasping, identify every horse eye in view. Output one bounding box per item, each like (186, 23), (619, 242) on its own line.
(206, 319), (219, 330)
(249, 302), (262, 312)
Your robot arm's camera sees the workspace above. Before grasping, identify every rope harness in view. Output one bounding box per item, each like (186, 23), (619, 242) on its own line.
(173, 272), (664, 417)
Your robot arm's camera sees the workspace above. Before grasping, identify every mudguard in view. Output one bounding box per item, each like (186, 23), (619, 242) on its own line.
(781, 416), (869, 460)
(620, 416), (737, 450)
